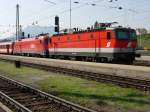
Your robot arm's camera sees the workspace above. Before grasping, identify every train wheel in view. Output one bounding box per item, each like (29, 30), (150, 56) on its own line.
(126, 59), (134, 65)
(64, 56), (69, 60)
(100, 58), (108, 63)
(76, 56), (82, 61)
(96, 58), (100, 62)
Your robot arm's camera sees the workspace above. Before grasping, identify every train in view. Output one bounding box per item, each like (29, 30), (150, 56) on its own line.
(0, 26), (137, 63)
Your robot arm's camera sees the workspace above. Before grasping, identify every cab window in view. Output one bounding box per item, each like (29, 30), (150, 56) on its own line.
(116, 31), (128, 39)
(129, 31), (136, 40)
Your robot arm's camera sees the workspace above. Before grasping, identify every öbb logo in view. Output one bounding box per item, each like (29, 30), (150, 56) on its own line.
(106, 42), (111, 48)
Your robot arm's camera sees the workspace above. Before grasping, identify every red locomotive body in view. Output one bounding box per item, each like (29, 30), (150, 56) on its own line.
(48, 28), (137, 62)
(13, 35), (49, 57)
(0, 42), (14, 54)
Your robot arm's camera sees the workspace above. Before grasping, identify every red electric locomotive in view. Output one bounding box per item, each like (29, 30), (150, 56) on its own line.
(48, 27), (137, 63)
(13, 35), (49, 57)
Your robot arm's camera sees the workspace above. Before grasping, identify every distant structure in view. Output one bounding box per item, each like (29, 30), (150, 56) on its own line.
(147, 29), (150, 34)
(136, 28), (147, 35)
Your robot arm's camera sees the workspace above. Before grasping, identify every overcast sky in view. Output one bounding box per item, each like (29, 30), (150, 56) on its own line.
(0, 0), (150, 32)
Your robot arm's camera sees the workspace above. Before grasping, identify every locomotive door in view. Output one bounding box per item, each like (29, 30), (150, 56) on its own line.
(19, 45), (22, 54)
(90, 33), (97, 56)
(98, 32), (101, 55)
(44, 38), (49, 57)
(54, 43), (57, 55)
(6, 45), (9, 54)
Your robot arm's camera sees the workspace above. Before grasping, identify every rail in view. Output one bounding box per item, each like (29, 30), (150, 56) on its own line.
(0, 75), (96, 112)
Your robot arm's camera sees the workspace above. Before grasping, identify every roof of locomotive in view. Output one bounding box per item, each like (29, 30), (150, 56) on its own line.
(113, 27), (135, 31)
(16, 35), (48, 42)
(52, 27), (135, 37)
(52, 29), (110, 37)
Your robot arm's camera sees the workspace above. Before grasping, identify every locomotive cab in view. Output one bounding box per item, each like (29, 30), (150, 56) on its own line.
(113, 28), (137, 63)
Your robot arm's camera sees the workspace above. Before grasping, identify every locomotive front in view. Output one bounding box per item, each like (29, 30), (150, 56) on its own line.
(113, 28), (137, 63)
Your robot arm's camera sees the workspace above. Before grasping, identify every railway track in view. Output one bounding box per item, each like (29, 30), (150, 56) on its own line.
(0, 75), (96, 112)
(22, 62), (150, 92)
(0, 58), (150, 92)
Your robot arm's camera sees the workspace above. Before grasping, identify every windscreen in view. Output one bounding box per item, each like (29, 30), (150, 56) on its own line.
(129, 31), (136, 40)
(115, 29), (136, 40)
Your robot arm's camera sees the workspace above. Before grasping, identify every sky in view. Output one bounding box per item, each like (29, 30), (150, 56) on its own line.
(0, 0), (150, 38)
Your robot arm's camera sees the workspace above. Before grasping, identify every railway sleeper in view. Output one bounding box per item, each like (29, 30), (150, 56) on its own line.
(13, 95), (38, 100)
(31, 105), (59, 112)
(0, 87), (17, 90)
(17, 97), (44, 103)
(25, 101), (51, 107)
(6, 92), (24, 96)
(2, 90), (23, 95)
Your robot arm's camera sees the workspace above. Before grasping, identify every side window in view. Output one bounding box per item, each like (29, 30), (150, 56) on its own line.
(44, 38), (49, 45)
(107, 32), (111, 40)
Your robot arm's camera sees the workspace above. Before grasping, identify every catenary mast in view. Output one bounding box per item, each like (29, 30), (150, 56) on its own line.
(16, 4), (20, 41)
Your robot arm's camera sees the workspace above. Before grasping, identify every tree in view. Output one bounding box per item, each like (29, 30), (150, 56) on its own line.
(136, 28), (147, 35)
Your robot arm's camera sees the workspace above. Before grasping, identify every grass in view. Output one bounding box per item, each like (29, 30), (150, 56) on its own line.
(0, 61), (150, 112)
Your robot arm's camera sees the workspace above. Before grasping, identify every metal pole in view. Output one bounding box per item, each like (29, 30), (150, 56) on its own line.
(16, 4), (18, 41)
(70, 0), (72, 30)
(140, 33), (142, 47)
(18, 5), (20, 40)
(16, 4), (20, 41)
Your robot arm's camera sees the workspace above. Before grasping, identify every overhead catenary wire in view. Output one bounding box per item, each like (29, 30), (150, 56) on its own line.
(1, 0), (149, 37)
(44, 0), (57, 5)
(22, 0), (107, 27)
(22, 0), (138, 27)
(21, 0), (68, 26)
